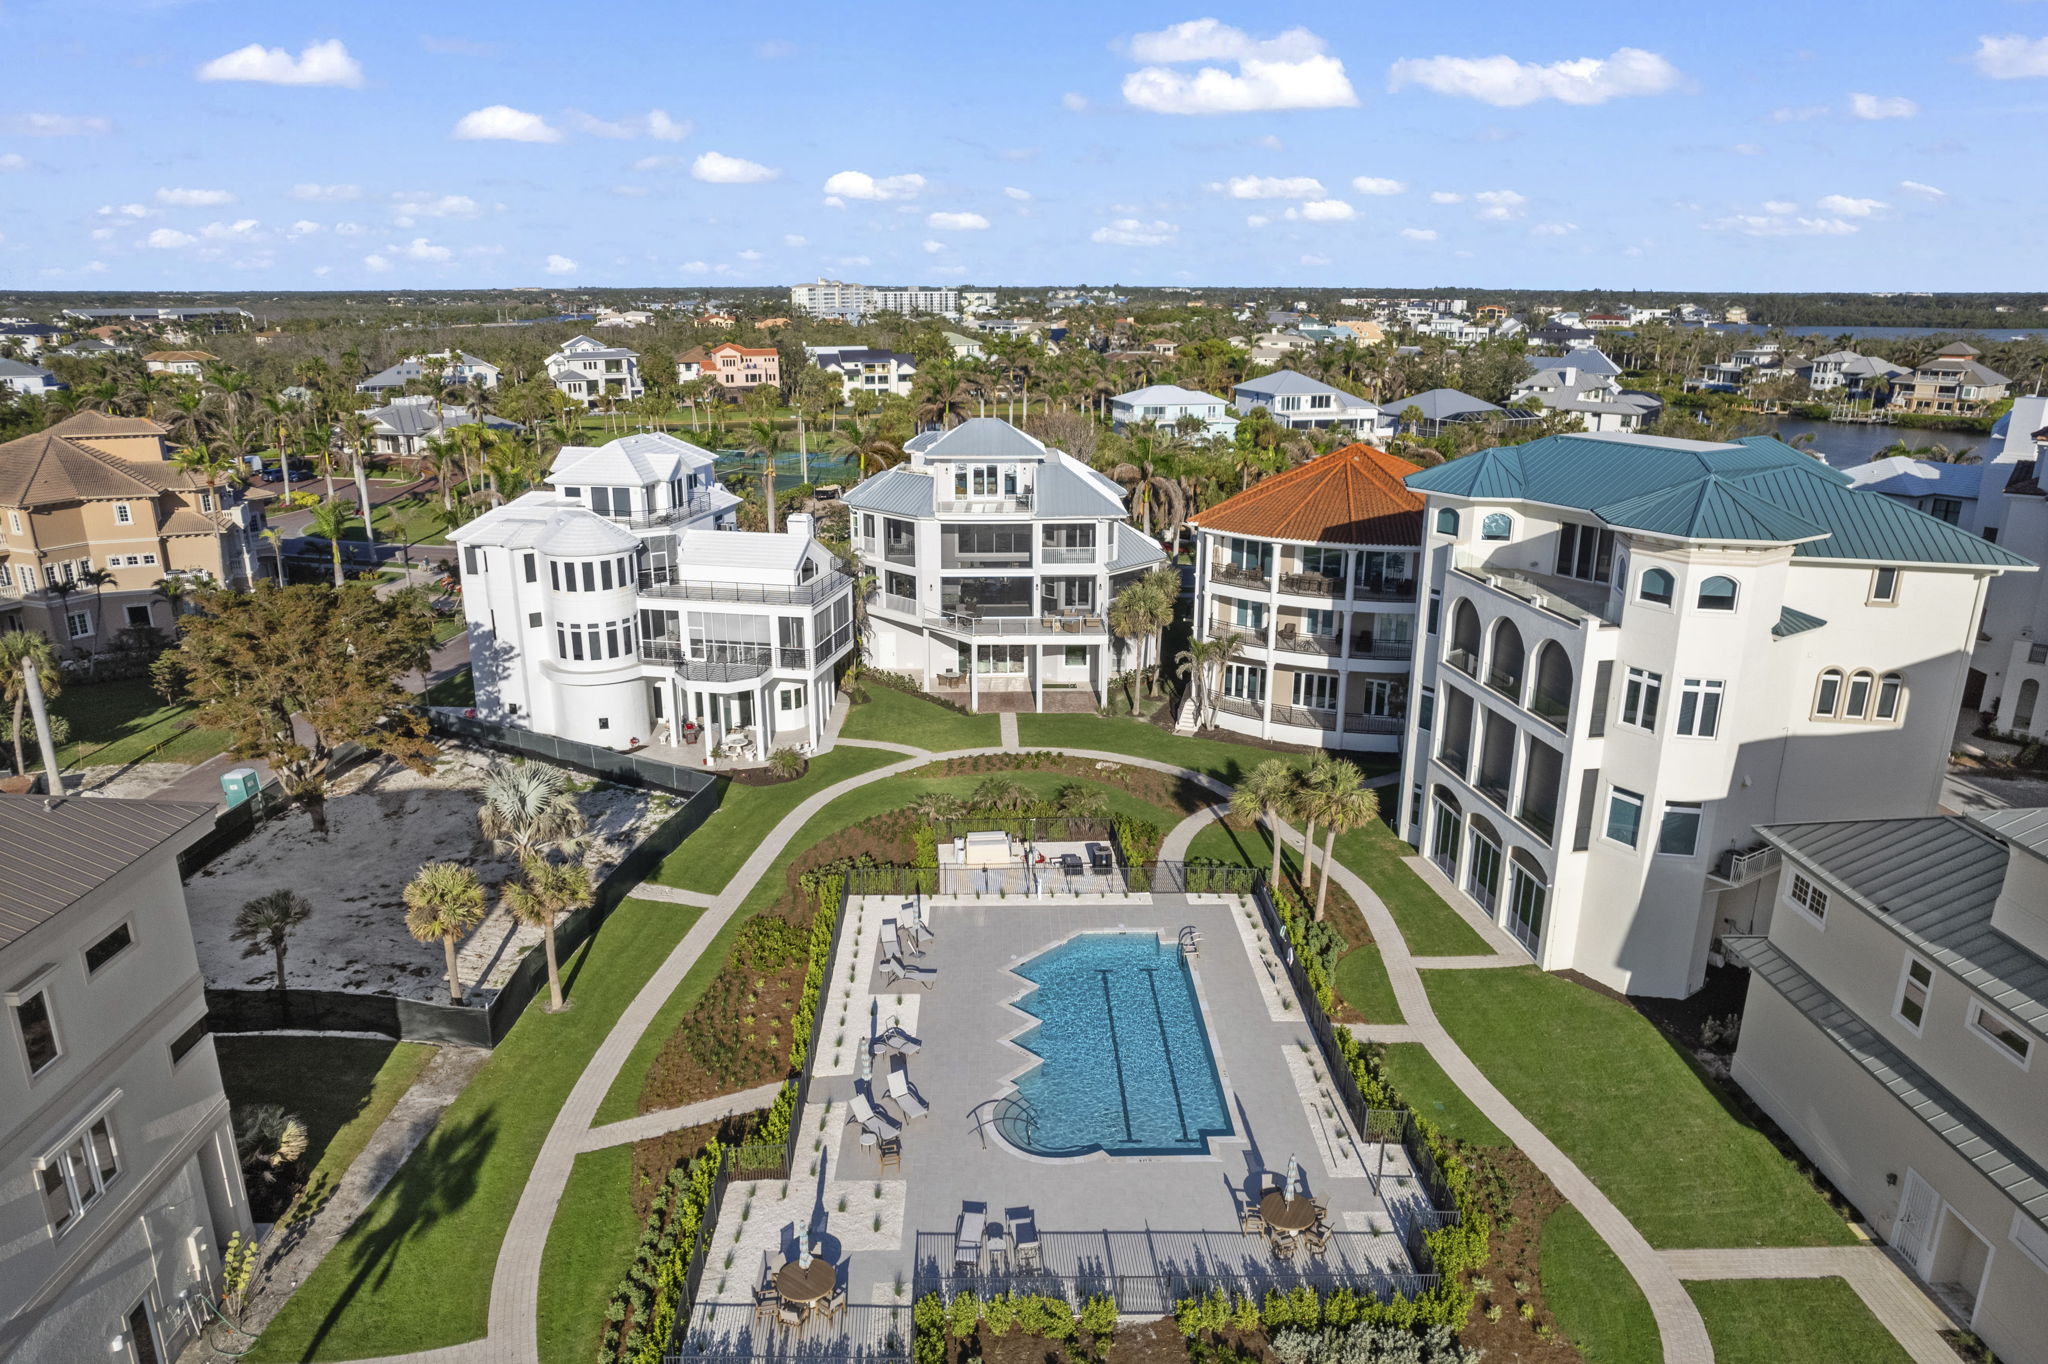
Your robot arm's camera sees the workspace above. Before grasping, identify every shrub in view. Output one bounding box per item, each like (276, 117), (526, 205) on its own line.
(912, 1293), (947, 1364)
(1079, 1292), (1118, 1342)
(1268, 1322), (1481, 1364)
(947, 1291), (982, 1339)
(768, 747), (806, 780)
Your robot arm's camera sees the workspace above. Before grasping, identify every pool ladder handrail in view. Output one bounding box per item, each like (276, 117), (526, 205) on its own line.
(1179, 925), (1201, 959)
(969, 1095), (1041, 1150)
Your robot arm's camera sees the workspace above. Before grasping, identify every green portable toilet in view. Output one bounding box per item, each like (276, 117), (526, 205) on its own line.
(221, 767), (261, 808)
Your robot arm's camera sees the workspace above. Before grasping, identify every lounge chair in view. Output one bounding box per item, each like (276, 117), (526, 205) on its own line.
(886, 1055), (931, 1119)
(897, 907), (931, 946)
(881, 954), (937, 990)
(1006, 1208), (1042, 1270)
(955, 1201), (988, 1270)
(847, 1089), (902, 1137)
(871, 1026), (923, 1055)
(881, 918), (925, 959)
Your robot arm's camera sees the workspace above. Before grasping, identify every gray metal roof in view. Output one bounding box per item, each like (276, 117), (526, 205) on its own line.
(0, 796), (215, 949)
(1107, 521), (1168, 572)
(1035, 461), (1125, 519)
(1725, 933), (2048, 1236)
(1758, 816), (2048, 1037)
(1390, 388), (1501, 421)
(844, 465), (934, 517)
(909, 417), (1049, 461)
(1234, 369), (1357, 398)
(1771, 605), (1828, 638)
(1973, 808), (2048, 864)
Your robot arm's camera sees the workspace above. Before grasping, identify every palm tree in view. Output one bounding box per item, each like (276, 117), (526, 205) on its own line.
(1309, 762), (1376, 921)
(1230, 758), (1300, 892)
(234, 1105), (309, 1193)
(1107, 585), (1151, 705)
(476, 761), (588, 863)
(344, 413), (380, 540)
(0, 631), (60, 776)
(78, 566), (114, 643)
(231, 889), (313, 992)
(501, 855), (591, 1012)
(260, 528), (287, 584)
(154, 576), (193, 634)
(403, 861), (486, 1004)
(1176, 638), (1224, 729)
(971, 775), (1032, 812)
(1292, 754), (1352, 902)
(304, 499), (361, 586)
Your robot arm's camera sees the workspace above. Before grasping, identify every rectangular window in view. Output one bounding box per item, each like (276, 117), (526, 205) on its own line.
(1894, 956), (1932, 1031)
(1676, 678), (1723, 737)
(1970, 1002), (2032, 1066)
(581, 562), (596, 592)
(599, 559), (613, 590)
(463, 545), (480, 575)
(1555, 523), (1617, 584)
(1658, 803), (1702, 856)
(13, 987), (59, 1074)
(549, 561), (561, 589)
(85, 923), (133, 974)
(1621, 667), (1662, 730)
(1789, 872), (1829, 925)
(1064, 645), (1086, 667)
(1418, 687), (1435, 732)
(1605, 787), (1643, 847)
(1870, 566), (1900, 603)
(114, 502), (132, 525)
(66, 611), (92, 639)
(570, 630), (584, 661)
(522, 553), (536, 583)
(169, 1014), (208, 1064)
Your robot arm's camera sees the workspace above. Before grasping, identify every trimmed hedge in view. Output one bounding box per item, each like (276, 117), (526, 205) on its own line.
(600, 1139), (724, 1364)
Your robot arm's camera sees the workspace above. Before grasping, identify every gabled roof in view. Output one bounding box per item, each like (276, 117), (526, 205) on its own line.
(844, 464), (934, 517)
(0, 358), (58, 380)
(1034, 460), (1126, 518)
(707, 341), (778, 358)
(1845, 456), (1982, 500)
(1388, 389), (1500, 421)
(1771, 605), (1827, 638)
(1974, 807), (2048, 864)
(1527, 349), (1621, 377)
(0, 431), (170, 506)
(549, 432), (714, 485)
(1233, 369), (1368, 400)
(1406, 432), (2033, 567)
(1113, 384), (1230, 407)
(1189, 444), (1423, 546)
(1107, 521), (1169, 572)
(907, 417), (1049, 461)
(47, 411), (166, 439)
(0, 796), (215, 949)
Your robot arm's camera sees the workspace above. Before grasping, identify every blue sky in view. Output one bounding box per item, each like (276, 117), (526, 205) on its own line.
(4, 1), (2048, 292)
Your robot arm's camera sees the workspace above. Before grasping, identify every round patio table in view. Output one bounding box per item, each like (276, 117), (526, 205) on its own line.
(776, 1258), (837, 1306)
(1259, 1192), (1317, 1233)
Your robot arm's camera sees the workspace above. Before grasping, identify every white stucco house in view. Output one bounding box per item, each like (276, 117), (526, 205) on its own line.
(1512, 351), (1663, 432)
(806, 346), (917, 402)
(355, 350), (501, 395)
(1109, 385), (1239, 440)
(545, 336), (644, 408)
(1232, 371), (1390, 438)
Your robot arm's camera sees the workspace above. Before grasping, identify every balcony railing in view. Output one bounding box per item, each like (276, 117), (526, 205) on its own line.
(1517, 805), (1557, 845)
(1211, 561), (1271, 588)
(1486, 666), (1523, 699)
(1040, 546), (1097, 565)
(1207, 623), (1265, 647)
(874, 591), (919, 619)
(1712, 844), (1779, 885)
(1273, 630), (1344, 659)
(638, 570), (852, 606)
(638, 638), (773, 681)
(1352, 580), (1419, 603)
(611, 488), (721, 528)
(927, 611), (1106, 636)
(882, 540), (916, 566)
(935, 493), (1033, 515)
(1475, 774), (1512, 809)
(1279, 572), (1345, 598)
(1269, 703), (1340, 732)
(1445, 646), (1479, 677)
(1342, 712), (1402, 734)
(1351, 637), (1413, 660)
(1212, 694), (1263, 719)
(1440, 747), (1470, 779)
(1529, 688), (1571, 728)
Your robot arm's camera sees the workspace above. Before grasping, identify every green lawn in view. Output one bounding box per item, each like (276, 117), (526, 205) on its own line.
(422, 665), (474, 707)
(1540, 1206), (1661, 1363)
(245, 901), (703, 1362)
(1333, 819), (1492, 956)
(1687, 1278), (1913, 1364)
(1013, 713), (1324, 785)
(1334, 945), (1402, 1024)
(841, 685), (999, 751)
(214, 1036), (436, 1222)
(537, 1145), (640, 1364)
(649, 746), (903, 894)
(52, 677), (232, 769)
(368, 493), (451, 547)
(1424, 967), (1857, 1249)
(1374, 1043), (1504, 1145)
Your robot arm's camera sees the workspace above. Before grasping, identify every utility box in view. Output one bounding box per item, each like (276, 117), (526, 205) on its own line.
(220, 767), (261, 809)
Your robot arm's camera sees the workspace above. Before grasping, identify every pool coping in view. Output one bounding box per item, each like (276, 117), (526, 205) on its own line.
(985, 922), (1247, 1167)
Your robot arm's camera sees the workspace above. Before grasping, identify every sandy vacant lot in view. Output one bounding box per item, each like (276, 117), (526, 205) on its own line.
(185, 745), (678, 1003)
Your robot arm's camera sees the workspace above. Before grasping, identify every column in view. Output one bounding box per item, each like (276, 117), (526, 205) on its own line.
(968, 641), (978, 712)
(756, 681), (771, 760)
(1031, 644), (1043, 712)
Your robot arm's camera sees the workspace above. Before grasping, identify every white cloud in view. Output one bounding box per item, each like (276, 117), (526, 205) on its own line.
(287, 220), (321, 237)
(1222, 174), (1325, 199)
(1762, 199), (1800, 214)
(157, 187), (234, 206)
(822, 170), (924, 201)
(1817, 194), (1885, 216)
(145, 228), (196, 249)
(0, 154), (27, 173)
(201, 218), (262, 239)
(452, 105), (563, 143)
(4, 113), (111, 136)
(1531, 221), (1577, 236)
(1389, 46), (1683, 106)
(1004, 186), (1033, 201)
(1708, 214), (1858, 237)
(1848, 92), (1917, 120)
(1300, 253), (1331, 266)
(681, 260), (710, 273)
(1899, 180), (1946, 199)
(1769, 104), (1830, 123)
(544, 253), (577, 275)
(1091, 218), (1178, 246)
(692, 151), (778, 183)
(923, 240), (946, 254)
(783, 234), (807, 247)
(632, 154), (681, 171)
(197, 39), (363, 87)
(1122, 21), (1357, 115)
(1351, 176), (1405, 196)
(334, 221), (365, 235)
(1474, 189), (1527, 220)
(99, 203), (152, 219)
(391, 193), (481, 224)
(1285, 198), (1355, 221)
(1061, 92), (1090, 112)
(1399, 227), (1438, 241)
(736, 248), (763, 262)
(924, 210), (987, 231)
(292, 183), (360, 202)
(363, 253), (390, 272)
(1973, 34), (2048, 79)
(1429, 191), (1463, 204)
(392, 236), (452, 262)
(567, 109), (692, 140)
(1245, 214), (1270, 228)
(90, 227), (115, 241)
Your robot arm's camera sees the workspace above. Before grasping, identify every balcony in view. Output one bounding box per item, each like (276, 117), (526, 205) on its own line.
(1528, 688), (1570, 728)
(1451, 553), (1618, 628)
(1279, 571), (1345, 598)
(874, 591), (919, 620)
(1207, 623), (1265, 647)
(1351, 637), (1413, 661)
(926, 611), (1106, 637)
(1486, 665), (1523, 700)
(1711, 844), (1779, 887)
(1272, 628), (1344, 659)
(1211, 694), (1262, 720)
(639, 570), (852, 606)
(882, 537), (916, 567)
(1039, 545), (1096, 566)
(1445, 647), (1479, 678)
(935, 493), (1033, 516)
(639, 638), (772, 682)
(1517, 805), (1557, 845)
(1342, 712), (1401, 735)
(1351, 579), (1418, 603)
(1211, 561), (1271, 589)
(612, 487), (721, 528)
(1269, 703), (1340, 732)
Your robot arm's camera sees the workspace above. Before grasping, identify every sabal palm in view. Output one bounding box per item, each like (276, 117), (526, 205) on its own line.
(1292, 755), (1353, 902)
(1311, 768), (1378, 922)
(231, 888), (313, 992)
(476, 761), (587, 863)
(304, 500), (360, 586)
(78, 566), (114, 641)
(1230, 759), (1300, 891)
(0, 631), (60, 776)
(402, 861), (486, 1003)
(501, 855), (591, 1011)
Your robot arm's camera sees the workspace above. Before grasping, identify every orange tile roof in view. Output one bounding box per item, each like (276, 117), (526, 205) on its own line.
(709, 341), (778, 358)
(1189, 443), (1424, 546)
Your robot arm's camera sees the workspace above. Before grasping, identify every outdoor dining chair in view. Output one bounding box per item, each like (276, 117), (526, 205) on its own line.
(777, 1301), (804, 1327)
(821, 1285), (848, 1320)
(1238, 1201), (1265, 1235)
(754, 1283), (782, 1324)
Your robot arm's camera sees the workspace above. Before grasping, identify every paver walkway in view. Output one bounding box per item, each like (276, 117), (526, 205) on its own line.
(626, 882), (719, 908)
(575, 1081), (785, 1153)
(998, 711), (1019, 748)
(1660, 1248), (1956, 1364)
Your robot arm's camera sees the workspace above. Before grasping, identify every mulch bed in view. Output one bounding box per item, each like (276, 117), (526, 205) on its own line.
(629, 1118), (727, 1220)
(1455, 1143), (1586, 1362)
(902, 750), (1215, 817)
(730, 760), (806, 786)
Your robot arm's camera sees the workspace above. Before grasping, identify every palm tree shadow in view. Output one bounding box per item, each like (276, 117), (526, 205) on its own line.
(295, 1106), (497, 1361)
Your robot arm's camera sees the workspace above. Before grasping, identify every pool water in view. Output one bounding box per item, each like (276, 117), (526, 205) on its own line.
(1002, 932), (1232, 1158)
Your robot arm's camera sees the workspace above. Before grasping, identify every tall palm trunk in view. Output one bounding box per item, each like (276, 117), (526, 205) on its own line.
(541, 920), (563, 1011)
(1316, 826), (1339, 921)
(1299, 814), (1319, 893)
(272, 942), (288, 993)
(442, 934), (462, 1003)
(1264, 801), (1285, 888)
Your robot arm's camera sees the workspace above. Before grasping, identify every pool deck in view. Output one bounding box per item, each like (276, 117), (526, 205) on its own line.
(682, 892), (1422, 1355)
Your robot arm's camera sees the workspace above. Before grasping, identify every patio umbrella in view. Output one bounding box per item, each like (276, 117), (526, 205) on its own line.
(861, 998), (875, 1082)
(1285, 1154), (1300, 1198)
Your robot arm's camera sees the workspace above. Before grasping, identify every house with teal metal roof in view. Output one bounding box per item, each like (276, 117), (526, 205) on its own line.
(1395, 430), (2034, 1000)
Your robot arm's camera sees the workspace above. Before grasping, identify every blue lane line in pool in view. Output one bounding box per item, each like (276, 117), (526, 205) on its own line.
(1141, 969), (1193, 1141)
(1095, 971), (1136, 1143)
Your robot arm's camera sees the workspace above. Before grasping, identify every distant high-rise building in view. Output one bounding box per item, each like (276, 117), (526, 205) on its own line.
(789, 279), (959, 321)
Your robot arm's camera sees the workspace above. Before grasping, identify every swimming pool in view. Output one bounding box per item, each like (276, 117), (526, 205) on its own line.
(1000, 932), (1232, 1158)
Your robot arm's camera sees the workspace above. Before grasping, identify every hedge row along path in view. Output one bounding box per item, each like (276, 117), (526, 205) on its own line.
(307, 725), (1952, 1364)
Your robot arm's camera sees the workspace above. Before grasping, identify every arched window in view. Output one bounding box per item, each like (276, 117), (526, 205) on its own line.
(1875, 672), (1904, 721)
(1447, 598), (1482, 676)
(2018, 679), (2040, 732)
(1845, 670), (1875, 718)
(1481, 512), (1512, 541)
(1814, 668), (1843, 718)
(1698, 575), (1738, 611)
(1487, 618), (1526, 700)
(1640, 568), (1674, 605)
(1436, 507), (1461, 536)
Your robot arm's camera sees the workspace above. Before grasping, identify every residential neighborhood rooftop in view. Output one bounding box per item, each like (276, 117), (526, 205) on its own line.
(1190, 442), (1422, 545)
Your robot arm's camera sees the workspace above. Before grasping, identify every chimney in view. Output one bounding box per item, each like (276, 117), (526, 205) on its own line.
(1991, 830), (2048, 960)
(1559, 367), (1578, 388)
(785, 511), (815, 540)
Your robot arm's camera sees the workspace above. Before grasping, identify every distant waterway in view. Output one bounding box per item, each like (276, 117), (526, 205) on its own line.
(1723, 323), (2048, 343)
(1765, 417), (1993, 469)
